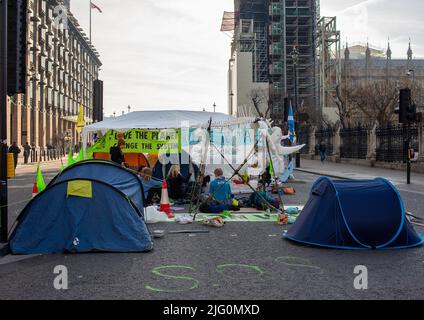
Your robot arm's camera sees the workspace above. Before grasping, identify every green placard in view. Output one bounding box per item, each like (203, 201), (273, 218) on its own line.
(91, 129), (181, 154)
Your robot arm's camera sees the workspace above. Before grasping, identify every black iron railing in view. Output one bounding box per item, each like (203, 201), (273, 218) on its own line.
(376, 124), (419, 163)
(315, 127), (334, 155)
(28, 147), (65, 163)
(340, 126), (368, 159)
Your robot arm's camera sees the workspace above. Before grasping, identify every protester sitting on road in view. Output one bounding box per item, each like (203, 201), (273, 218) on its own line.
(167, 165), (192, 201)
(209, 168), (232, 205)
(202, 175), (211, 194)
(200, 175), (211, 202)
(110, 139), (127, 167)
(138, 167), (162, 206)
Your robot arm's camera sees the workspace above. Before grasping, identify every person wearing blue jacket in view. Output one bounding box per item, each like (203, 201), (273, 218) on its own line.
(209, 168), (232, 204)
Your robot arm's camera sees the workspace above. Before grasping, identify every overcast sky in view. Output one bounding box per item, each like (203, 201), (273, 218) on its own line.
(69, 0), (424, 116)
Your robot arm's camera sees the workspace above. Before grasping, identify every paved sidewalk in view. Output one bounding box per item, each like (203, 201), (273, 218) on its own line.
(296, 159), (424, 191)
(14, 157), (67, 176)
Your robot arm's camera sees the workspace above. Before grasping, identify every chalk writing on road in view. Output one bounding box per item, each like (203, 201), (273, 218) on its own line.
(144, 265), (199, 293)
(145, 258), (323, 293)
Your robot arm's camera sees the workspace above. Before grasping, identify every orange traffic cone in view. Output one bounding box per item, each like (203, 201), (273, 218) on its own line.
(32, 182), (38, 198)
(160, 180), (174, 218)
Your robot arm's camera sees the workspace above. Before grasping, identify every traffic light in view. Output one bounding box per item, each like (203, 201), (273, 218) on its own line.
(397, 88), (422, 124)
(398, 88), (410, 124)
(408, 148), (415, 161)
(93, 80), (104, 122)
(7, 0), (27, 95)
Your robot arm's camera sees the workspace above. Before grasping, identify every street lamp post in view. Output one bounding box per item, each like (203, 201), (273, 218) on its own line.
(0, 0), (8, 243)
(213, 103), (216, 113)
(291, 46), (299, 115)
(291, 45), (301, 168)
(230, 92), (234, 115)
(128, 105), (131, 114)
(406, 69), (415, 185)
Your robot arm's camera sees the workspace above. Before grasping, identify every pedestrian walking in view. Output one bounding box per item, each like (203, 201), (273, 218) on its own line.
(23, 142), (31, 164)
(8, 142), (21, 169)
(319, 142), (327, 163)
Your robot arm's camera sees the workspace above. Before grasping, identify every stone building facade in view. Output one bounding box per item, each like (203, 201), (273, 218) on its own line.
(6, 0), (102, 155)
(324, 42), (424, 124)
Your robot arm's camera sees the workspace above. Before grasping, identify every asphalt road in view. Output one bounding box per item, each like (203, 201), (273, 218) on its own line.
(0, 170), (423, 300)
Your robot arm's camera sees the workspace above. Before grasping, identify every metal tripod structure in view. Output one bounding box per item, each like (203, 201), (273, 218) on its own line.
(189, 119), (212, 219)
(189, 118), (286, 221)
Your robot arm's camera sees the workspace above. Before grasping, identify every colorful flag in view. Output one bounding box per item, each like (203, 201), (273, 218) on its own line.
(288, 100), (296, 144)
(76, 104), (85, 136)
(269, 161), (275, 177)
(280, 160), (294, 183)
(90, 2), (103, 13)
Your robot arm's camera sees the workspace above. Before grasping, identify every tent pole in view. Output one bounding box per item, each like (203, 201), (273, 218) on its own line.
(265, 139), (285, 211)
(210, 141), (280, 212)
(191, 119), (212, 220)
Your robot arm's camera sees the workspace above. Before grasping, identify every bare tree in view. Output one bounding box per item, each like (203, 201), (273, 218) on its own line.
(348, 80), (399, 126)
(248, 89), (269, 118)
(333, 83), (355, 128)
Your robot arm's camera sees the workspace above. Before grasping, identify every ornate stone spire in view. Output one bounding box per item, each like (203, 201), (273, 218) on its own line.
(407, 39), (413, 61)
(365, 42), (371, 60)
(385, 39), (392, 79)
(344, 41), (350, 60)
(386, 39), (392, 60)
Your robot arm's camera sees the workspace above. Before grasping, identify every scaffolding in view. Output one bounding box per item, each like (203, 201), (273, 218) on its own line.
(227, 0), (319, 122)
(284, 0), (318, 121)
(317, 16), (341, 112)
(268, 0), (286, 125)
(233, 0), (269, 83)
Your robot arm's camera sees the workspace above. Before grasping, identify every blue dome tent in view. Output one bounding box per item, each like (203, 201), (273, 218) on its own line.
(284, 177), (424, 250)
(10, 178), (153, 254)
(49, 160), (145, 212)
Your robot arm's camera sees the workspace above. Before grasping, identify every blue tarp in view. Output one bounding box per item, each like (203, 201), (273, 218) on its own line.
(49, 160), (145, 211)
(10, 179), (153, 254)
(284, 177), (424, 250)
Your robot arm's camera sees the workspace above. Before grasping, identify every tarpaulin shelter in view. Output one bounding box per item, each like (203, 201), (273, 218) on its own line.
(82, 110), (237, 169)
(284, 177), (424, 250)
(10, 178), (153, 254)
(49, 159), (146, 211)
(83, 110), (235, 134)
(82, 110), (304, 213)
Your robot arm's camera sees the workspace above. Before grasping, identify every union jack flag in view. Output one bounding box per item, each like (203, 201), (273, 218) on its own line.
(91, 2), (102, 13)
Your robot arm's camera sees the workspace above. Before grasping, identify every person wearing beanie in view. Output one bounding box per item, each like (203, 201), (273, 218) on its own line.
(110, 139), (127, 166)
